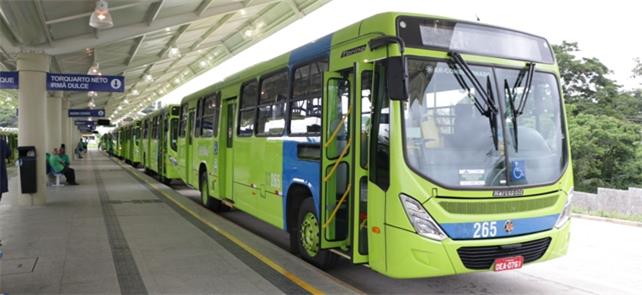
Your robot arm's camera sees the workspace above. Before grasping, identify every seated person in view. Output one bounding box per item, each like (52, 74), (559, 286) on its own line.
(59, 145), (70, 167)
(49, 148), (78, 185)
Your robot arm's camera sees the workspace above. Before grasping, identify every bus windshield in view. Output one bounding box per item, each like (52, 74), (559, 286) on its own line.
(402, 58), (567, 188)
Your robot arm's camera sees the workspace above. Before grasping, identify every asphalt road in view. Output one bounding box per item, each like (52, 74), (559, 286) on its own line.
(174, 183), (642, 294)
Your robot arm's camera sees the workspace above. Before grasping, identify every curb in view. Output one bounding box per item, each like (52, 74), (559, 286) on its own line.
(572, 213), (642, 228)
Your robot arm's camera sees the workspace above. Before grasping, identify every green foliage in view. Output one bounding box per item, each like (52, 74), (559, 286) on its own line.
(0, 104), (17, 127)
(633, 57), (642, 79)
(567, 113), (642, 192)
(554, 41), (642, 192)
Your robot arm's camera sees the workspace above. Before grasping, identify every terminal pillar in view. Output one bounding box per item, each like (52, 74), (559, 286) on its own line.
(62, 97), (73, 164)
(46, 91), (63, 153)
(17, 52), (49, 205)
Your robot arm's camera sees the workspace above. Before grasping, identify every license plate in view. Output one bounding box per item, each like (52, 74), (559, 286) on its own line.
(494, 256), (524, 272)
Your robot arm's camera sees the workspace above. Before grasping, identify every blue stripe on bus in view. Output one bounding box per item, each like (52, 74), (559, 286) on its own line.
(439, 214), (559, 240)
(289, 34), (332, 67)
(282, 140), (321, 231)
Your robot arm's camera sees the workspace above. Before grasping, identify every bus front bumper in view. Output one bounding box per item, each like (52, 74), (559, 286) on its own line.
(382, 221), (571, 278)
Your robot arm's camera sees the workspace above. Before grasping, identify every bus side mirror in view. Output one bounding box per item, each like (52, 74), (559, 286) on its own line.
(386, 56), (409, 101)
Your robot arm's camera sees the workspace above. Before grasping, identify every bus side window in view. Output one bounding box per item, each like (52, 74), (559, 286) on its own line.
(290, 60), (327, 136)
(170, 118), (178, 151)
(179, 104), (188, 138)
(238, 80), (258, 136)
(370, 63), (390, 190)
(201, 92), (220, 138)
(195, 97), (203, 138)
(257, 70), (288, 136)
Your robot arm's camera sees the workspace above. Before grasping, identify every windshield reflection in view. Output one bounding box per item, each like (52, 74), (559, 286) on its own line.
(403, 58), (567, 188)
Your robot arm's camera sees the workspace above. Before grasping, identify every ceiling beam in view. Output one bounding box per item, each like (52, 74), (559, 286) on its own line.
(32, 0), (53, 45)
(0, 6), (24, 45)
(190, 14), (233, 51)
(287, 0), (304, 17)
(146, 0), (166, 25)
(128, 36), (145, 66)
(24, 0), (281, 55)
(196, 0), (216, 16)
(158, 24), (190, 58)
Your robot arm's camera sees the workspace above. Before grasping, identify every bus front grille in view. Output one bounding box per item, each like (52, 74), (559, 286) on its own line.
(438, 195), (558, 215)
(457, 237), (551, 270)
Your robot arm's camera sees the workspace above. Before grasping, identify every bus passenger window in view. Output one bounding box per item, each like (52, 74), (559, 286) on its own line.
(257, 70), (288, 136)
(179, 104), (188, 138)
(290, 61), (327, 136)
(195, 98), (203, 138)
(170, 118), (178, 151)
(201, 92), (220, 138)
(238, 80), (258, 136)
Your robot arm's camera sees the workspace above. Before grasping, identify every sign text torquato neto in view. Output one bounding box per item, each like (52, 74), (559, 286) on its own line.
(47, 73), (125, 92)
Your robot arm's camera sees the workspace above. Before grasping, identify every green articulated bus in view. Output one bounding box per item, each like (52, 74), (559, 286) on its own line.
(117, 12), (573, 278)
(114, 120), (142, 165)
(140, 105), (182, 184)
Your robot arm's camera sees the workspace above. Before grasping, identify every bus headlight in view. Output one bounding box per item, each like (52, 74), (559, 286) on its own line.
(555, 188), (573, 228)
(400, 194), (447, 241)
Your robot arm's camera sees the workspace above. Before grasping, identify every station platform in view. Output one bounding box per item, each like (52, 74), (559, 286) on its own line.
(0, 151), (356, 294)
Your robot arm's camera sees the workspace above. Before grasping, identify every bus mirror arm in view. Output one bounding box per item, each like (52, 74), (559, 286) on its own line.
(368, 36), (409, 101)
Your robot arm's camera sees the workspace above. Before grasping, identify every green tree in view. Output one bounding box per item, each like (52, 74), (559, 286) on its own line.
(552, 42), (621, 117)
(567, 113), (642, 192)
(554, 41), (642, 192)
(633, 57), (642, 79)
(0, 104), (17, 127)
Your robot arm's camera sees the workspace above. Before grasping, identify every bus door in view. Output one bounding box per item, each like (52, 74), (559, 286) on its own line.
(320, 69), (354, 252)
(350, 62), (373, 263)
(187, 109), (195, 186)
(222, 98), (236, 200)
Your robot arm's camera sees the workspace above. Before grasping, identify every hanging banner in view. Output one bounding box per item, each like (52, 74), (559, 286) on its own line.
(47, 73), (124, 92)
(68, 108), (105, 117)
(0, 71), (19, 89)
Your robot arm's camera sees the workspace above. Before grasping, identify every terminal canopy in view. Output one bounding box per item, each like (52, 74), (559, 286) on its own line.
(0, 0), (328, 120)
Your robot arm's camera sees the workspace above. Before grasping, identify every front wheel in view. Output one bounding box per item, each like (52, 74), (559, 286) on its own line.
(295, 198), (334, 269)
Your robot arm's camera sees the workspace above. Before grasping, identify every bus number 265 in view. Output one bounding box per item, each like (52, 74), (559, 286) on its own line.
(473, 221), (497, 238)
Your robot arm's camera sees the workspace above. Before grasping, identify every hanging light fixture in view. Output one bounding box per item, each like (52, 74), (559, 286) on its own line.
(89, 0), (114, 29)
(87, 63), (101, 75)
(168, 46), (181, 58)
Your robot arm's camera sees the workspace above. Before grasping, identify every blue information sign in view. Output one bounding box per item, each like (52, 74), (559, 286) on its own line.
(68, 109), (106, 117)
(74, 120), (96, 126)
(0, 71), (19, 89)
(47, 73), (124, 92)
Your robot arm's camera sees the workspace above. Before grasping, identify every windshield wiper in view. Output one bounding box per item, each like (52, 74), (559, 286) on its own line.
(448, 52), (499, 150)
(504, 62), (535, 152)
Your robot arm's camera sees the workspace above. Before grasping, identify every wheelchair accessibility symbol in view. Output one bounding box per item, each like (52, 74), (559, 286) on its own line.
(511, 160), (525, 181)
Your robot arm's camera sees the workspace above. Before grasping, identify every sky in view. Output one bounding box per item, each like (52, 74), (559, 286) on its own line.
(157, 0), (642, 107)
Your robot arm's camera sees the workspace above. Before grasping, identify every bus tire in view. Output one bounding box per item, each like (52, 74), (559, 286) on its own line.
(200, 173), (224, 212)
(296, 198), (334, 269)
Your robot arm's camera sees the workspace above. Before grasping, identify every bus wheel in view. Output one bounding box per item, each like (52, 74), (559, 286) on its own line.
(200, 173), (223, 212)
(296, 198), (334, 269)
